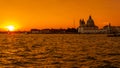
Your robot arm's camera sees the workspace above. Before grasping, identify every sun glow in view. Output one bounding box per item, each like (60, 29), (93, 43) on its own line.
(0, 20), (21, 31)
(6, 25), (15, 31)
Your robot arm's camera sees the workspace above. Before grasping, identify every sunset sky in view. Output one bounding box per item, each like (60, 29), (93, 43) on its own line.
(0, 0), (120, 31)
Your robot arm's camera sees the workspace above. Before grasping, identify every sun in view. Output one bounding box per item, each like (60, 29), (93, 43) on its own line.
(6, 25), (15, 31)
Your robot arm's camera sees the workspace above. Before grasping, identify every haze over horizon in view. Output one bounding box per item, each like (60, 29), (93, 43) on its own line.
(0, 0), (120, 31)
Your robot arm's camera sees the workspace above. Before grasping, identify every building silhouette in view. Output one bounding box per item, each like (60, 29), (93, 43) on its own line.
(78, 16), (106, 33)
(103, 23), (120, 34)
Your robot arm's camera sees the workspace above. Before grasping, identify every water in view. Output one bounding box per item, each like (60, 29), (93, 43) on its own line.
(0, 34), (120, 68)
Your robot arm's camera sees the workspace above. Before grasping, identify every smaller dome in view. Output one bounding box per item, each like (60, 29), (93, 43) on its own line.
(80, 19), (85, 27)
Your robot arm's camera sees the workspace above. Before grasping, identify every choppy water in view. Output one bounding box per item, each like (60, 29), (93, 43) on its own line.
(0, 34), (120, 68)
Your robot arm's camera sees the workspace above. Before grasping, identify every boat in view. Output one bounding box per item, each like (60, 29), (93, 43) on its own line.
(107, 33), (120, 37)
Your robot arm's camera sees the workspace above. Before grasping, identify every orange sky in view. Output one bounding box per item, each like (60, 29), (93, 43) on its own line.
(0, 0), (120, 31)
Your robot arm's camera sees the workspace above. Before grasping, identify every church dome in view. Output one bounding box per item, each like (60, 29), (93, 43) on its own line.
(86, 16), (95, 27)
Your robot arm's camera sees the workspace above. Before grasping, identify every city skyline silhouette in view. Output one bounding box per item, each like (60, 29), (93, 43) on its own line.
(0, 0), (119, 31)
